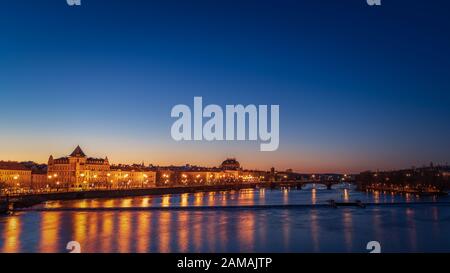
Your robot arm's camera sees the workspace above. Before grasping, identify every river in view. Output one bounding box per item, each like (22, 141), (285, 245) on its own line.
(1, 185), (449, 253)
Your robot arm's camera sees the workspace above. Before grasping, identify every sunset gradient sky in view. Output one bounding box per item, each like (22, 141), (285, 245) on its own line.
(1, 0), (450, 173)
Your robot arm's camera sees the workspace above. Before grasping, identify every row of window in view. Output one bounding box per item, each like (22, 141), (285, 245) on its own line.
(0, 171), (30, 175)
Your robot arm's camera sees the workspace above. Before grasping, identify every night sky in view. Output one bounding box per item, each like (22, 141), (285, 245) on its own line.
(0, 0), (449, 173)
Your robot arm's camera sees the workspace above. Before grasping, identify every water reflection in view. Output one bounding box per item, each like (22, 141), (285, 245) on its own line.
(39, 213), (58, 252)
(192, 212), (203, 252)
(136, 212), (150, 253)
(158, 211), (171, 253)
(342, 210), (353, 252)
(140, 197), (151, 207)
(100, 212), (114, 252)
(283, 188), (289, 204)
(180, 193), (189, 207)
(310, 210), (319, 252)
(118, 211), (132, 252)
(238, 211), (255, 252)
(194, 193), (204, 207)
(2, 216), (21, 253)
(259, 188), (266, 205)
(343, 189), (349, 202)
(405, 208), (417, 252)
(161, 195), (170, 207)
(73, 213), (87, 248)
(311, 189), (317, 204)
(1, 188), (449, 253)
(177, 212), (189, 252)
(282, 210), (291, 251)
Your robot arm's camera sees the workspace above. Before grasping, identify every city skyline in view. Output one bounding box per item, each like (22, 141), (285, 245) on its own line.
(0, 144), (448, 175)
(1, 1), (450, 173)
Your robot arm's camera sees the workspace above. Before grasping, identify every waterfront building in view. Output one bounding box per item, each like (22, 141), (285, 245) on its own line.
(220, 158), (241, 170)
(22, 162), (48, 189)
(109, 164), (156, 188)
(179, 170), (230, 185)
(0, 161), (32, 190)
(152, 158), (264, 185)
(2, 147), (290, 191)
(31, 169), (48, 190)
(47, 146), (109, 188)
(47, 146), (156, 189)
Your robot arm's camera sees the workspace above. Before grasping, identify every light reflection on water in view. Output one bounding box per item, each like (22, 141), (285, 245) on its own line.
(1, 187), (450, 253)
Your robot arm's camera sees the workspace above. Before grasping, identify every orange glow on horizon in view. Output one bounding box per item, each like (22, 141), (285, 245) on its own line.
(0, 141), (407, 174)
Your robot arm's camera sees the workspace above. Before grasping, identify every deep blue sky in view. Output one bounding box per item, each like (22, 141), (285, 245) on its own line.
(0, 0), (449, 173)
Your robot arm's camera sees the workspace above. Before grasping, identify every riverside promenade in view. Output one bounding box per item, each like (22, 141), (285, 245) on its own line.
(0, 181), (308, 212)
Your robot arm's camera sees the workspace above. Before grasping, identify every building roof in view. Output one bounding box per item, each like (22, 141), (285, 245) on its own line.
(110, 164), (151, 172)
(31, 167), (48, 174)
(220, 158), (240, 170)
(86, 157), (108, 164)
(53, 157), (69, 163)
(0, 161), (30, 171)
(70, 145), (86, 157)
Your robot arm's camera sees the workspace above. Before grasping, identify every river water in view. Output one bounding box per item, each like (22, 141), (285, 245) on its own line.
(1, 185), (450, 253)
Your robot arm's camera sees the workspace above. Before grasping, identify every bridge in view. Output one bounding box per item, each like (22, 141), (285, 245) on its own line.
(267, 180), (355, 190)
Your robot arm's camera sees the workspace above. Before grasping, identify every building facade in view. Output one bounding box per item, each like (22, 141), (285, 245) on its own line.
(31, 173), (48, 189)
(153, 158), (268, 185)
(0, 161), (32, 190)
(47, 146), (156, 189)
(109, 165), (156, 188)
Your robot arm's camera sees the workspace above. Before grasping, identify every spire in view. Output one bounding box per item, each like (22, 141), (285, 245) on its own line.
(70, 145), (86, 157)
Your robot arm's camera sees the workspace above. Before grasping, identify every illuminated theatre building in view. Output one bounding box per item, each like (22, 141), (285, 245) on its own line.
(47, 146), (156, 189)
(180, 158), (243, 185)
(157, 158), (267, 185)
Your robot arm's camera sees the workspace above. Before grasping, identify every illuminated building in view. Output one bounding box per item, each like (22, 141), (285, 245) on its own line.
(220, 158), (241, 170)
(47, 146), (109, 188)
(47, 146), (156, 189)
(109, 165), (156, 188)
(31, 169), (48, 190)
(0, 161), (32, 190)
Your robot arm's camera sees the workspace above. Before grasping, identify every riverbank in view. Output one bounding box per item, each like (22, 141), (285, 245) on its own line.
(363, 187), (448, 196)
(2, 182), (271, 212)
(2, 181), (447, 214)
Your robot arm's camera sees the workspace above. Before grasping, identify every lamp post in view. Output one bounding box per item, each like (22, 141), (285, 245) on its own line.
(47, 175), (53, 192)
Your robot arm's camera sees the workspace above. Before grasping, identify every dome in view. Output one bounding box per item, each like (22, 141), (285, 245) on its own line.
(220, 158), (240, 170)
